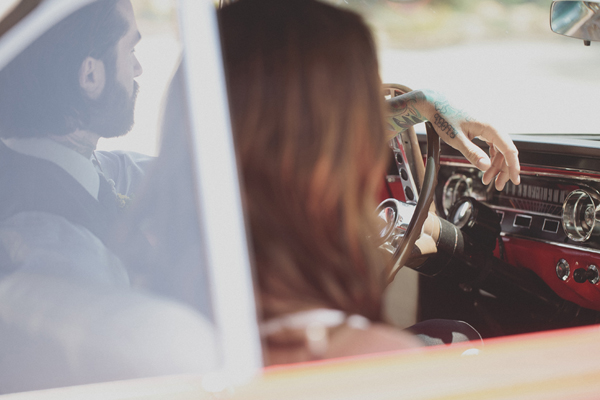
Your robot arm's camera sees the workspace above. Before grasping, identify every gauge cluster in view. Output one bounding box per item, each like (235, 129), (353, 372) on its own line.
(436, 158), (600, 252)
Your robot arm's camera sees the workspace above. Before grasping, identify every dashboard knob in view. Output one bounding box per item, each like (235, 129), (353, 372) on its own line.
(573, 268), (589, 283)
(573, 265), (599, 284)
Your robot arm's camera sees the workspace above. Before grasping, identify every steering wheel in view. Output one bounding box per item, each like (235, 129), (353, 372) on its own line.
(379, 88), (440, 285)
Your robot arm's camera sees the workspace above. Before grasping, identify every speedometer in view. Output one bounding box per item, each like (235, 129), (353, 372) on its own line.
(441, 174), (472, 216)
(562, 189), (600, 242)
(441, 172), (488, 216)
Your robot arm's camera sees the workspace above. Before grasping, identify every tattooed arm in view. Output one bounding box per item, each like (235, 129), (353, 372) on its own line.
(386, 90), (520, 190)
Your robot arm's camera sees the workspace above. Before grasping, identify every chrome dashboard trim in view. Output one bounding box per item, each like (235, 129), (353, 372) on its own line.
(519, 169), (600, 184)
(440, 161), (479, 171)
(496, 210), (505, 223)
(513, 214), (532, 229)
(542, 219), (561, 234)
(500, 232), (600, 256)
(440, 158), (600, 254)
(588, 265), (600, 285)
(491, 205), (559, 219)
(556, 259), (570, 281)
(440, 160), (600, 184)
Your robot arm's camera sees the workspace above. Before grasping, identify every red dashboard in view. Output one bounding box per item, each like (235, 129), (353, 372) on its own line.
(383, 134), (600, 331)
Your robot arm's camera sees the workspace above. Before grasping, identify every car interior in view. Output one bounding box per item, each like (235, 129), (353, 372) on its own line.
(1, 0), (600, 396)
(373, 0), (600, 340)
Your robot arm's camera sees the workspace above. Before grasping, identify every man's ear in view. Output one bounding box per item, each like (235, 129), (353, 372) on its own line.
(79, 56), (106, 99)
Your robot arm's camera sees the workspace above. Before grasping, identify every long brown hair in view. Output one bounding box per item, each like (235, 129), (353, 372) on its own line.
(220, 0), (389, 322)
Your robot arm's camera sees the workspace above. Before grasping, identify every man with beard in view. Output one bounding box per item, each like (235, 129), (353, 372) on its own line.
(0, 1), (216, 393)
(0, 0), (145, 249)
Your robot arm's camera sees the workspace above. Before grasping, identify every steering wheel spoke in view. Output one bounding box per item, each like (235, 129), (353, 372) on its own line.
(390, 136), (420, 204)
(378, 122), (440, 285)
(383, 83), (426, 201)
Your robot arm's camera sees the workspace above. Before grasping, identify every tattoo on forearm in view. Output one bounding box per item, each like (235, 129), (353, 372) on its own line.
(433, 113), (457, 139)
(386, 89), (474, 140)
(391, 115), (425, 130)
(433, 98), (473, 122)
(386, 91), (426, 132)
(426, 91), (475, 139)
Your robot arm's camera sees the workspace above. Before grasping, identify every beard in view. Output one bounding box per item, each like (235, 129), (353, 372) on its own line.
(87, 77), (139, 139)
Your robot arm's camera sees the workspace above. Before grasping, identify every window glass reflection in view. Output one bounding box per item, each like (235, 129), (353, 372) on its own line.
(0, 0), (216, 394)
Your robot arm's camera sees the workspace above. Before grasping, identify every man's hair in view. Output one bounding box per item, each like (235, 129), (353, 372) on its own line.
(220, 0), (388, 323)
(0, 0), (128, 138)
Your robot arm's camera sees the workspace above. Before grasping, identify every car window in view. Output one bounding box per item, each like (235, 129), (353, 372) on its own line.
(0, 0), (262, 394)
(329, 0), (600, 135)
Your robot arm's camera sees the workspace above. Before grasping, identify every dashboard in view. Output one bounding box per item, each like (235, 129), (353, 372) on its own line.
(387, 133), (600, 312)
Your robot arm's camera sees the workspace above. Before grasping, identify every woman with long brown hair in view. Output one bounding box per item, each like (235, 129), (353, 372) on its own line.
(219, 0), (519, 365)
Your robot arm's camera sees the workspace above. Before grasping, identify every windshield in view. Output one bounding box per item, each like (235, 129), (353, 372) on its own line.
(332, 0), (600, 136)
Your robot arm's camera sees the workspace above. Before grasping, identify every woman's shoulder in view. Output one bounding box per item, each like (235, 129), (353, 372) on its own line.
(326, 322), (423, 359)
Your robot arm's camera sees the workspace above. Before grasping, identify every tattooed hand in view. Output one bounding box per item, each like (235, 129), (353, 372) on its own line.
(386, 90), (520, 191)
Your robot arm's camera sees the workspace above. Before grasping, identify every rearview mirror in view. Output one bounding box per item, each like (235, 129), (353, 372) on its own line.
(551, 1), (600, 44)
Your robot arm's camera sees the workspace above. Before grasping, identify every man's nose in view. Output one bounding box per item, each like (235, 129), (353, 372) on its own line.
(134, 55), (143, 77)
